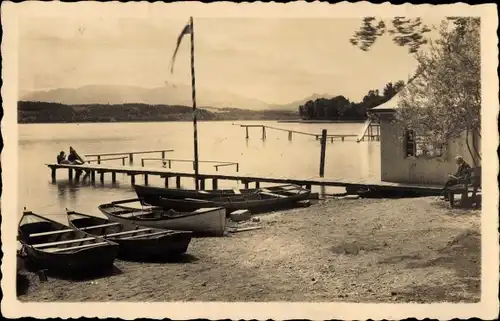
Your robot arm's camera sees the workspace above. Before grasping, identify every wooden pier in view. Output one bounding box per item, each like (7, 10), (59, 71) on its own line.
(237, 124), (358, 142)
(46, 163), (443, 196)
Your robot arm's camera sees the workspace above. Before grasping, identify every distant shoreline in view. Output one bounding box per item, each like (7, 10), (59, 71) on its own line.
(18, 101), (368, 124)
(18, 119), (303, 125)
(278, 120), (365, 124)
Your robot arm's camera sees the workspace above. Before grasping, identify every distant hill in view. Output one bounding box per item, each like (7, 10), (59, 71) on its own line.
(267, 93), (335, 111)
(20, 85), (336, 113)
(20, 84), (271, 111)
(17, 101), (299, 123)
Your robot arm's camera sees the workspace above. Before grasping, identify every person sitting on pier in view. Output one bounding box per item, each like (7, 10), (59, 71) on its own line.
(442, 155), (472, 201)
(56, 151), (70, 164)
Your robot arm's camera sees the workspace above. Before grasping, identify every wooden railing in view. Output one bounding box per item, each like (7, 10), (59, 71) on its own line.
(84, 149), (174, 164)
(237, 124), (357, 141)
(140, 158), (239, 172)
(87, 156), (128, 165)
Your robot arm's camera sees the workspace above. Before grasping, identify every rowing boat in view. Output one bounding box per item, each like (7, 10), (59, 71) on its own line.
(18, 210), (119, 272)
(98, 199), (226, 236)
(157, 184), (311, 213)
(134, 183), (309, 206)
(133, 184), (257, 204)
(66, 210), (193, 260)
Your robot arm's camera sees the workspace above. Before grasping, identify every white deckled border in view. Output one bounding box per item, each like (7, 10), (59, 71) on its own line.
(1, 1), (498, 320)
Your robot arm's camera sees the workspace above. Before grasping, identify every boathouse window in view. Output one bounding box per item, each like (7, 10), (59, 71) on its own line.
(404, 129), (444, 158)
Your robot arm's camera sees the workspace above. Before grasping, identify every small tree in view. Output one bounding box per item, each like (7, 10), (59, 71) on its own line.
(395, 18), (481, 164)
(350, 17), (481, 164)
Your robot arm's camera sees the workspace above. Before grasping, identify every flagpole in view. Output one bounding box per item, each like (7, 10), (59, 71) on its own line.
(190, 16), (200, 190)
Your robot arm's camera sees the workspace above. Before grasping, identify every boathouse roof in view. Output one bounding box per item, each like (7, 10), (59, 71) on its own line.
(370, 93), (401, 113)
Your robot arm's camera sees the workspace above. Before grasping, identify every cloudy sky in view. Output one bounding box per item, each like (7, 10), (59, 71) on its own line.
(18, 17), (444, 104)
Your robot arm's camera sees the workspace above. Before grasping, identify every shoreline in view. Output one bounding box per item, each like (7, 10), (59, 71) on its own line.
(17, 197), (480, 302)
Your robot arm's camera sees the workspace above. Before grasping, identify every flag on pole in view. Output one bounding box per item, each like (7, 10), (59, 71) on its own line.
(170, 22), (192, 74)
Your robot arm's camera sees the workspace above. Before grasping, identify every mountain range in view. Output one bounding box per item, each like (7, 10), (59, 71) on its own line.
(19, 84), (334, 112)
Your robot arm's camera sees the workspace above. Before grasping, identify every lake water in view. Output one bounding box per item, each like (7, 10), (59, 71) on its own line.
(18, 121), (380, 223)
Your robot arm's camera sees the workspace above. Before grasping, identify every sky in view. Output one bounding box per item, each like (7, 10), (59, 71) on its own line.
(18, 17), (444, 104)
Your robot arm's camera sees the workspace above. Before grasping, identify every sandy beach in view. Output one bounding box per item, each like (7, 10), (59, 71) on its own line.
(17, 197), (480, 302)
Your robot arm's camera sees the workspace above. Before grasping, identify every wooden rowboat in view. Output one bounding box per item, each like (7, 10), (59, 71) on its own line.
(133, 184), (258, 204)
(134, 184), (309, 206)
(18, 210), (119, 272)
(98, 199), (226, 237)
(156, 184), (311, 214)
(66, 210), (193, 260)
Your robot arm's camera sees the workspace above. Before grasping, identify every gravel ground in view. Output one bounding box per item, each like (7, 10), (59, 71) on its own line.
(17, 197), (481, 302)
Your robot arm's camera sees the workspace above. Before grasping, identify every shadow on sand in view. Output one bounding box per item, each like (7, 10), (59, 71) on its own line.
(22, 257), (124, 282)
(119, 253), (199, 264)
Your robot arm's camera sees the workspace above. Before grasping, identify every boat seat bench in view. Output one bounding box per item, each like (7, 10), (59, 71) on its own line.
(33, 237), (97, 249)
(120, 230), (173, 240)
(104, 228), (152, 237)
(29, 223), (121, 238)
(119, 212), (155, 218)
(43, 242), (110, 253)
(259, 191), (288, 198)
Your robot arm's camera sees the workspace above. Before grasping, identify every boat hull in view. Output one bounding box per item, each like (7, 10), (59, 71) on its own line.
(66, 211), (193, 260)
(99, 204), (227, 237)
(158, 191), (311, 214)
(23, 243), (118, 272)
(134, 184), (257, 203)
(18, 211), (119, 274)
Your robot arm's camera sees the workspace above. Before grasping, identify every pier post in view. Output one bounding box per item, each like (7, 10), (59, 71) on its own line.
(200, 179), (205, 190)
(51, 168), (56, 182)
(100, 172), (104, 183)
(236, 163), (239, 172)
(91, 171), (95, 182)
(141, 159), (145, 167)
(319, 129), (327, 177)
(111, 172), (116, 183)
(288, 131), (292, 141)
(243, 180), (249, 189)
(341, 136), (345, 142)
(68, 169), (73, 181)
(168, 160), (172, 169)
(245, 127), (249, 139)
(144, 174), (149, 185)
(316, 135), (319, 140)
(176, 176), (181, 188)
(129, 153), (133, 164)
(161, 151), (166, 159)
(262, 127), (266, 140)
(164, 177), (169, 187)
(97, 156), (101, 164)
(255, 181), (260, 189)
(212, 178), (218, 190)
(331, 136), (334, 143)
(122, 158), (126, 166)
(131, 175), (136, 185)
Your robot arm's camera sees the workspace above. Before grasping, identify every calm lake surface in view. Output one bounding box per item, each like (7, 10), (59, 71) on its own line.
(18, 121), (380, 223)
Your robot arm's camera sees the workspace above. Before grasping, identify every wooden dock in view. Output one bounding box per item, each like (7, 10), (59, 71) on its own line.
(46, 163), (443, 196)
(237, 124), (358, 142)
